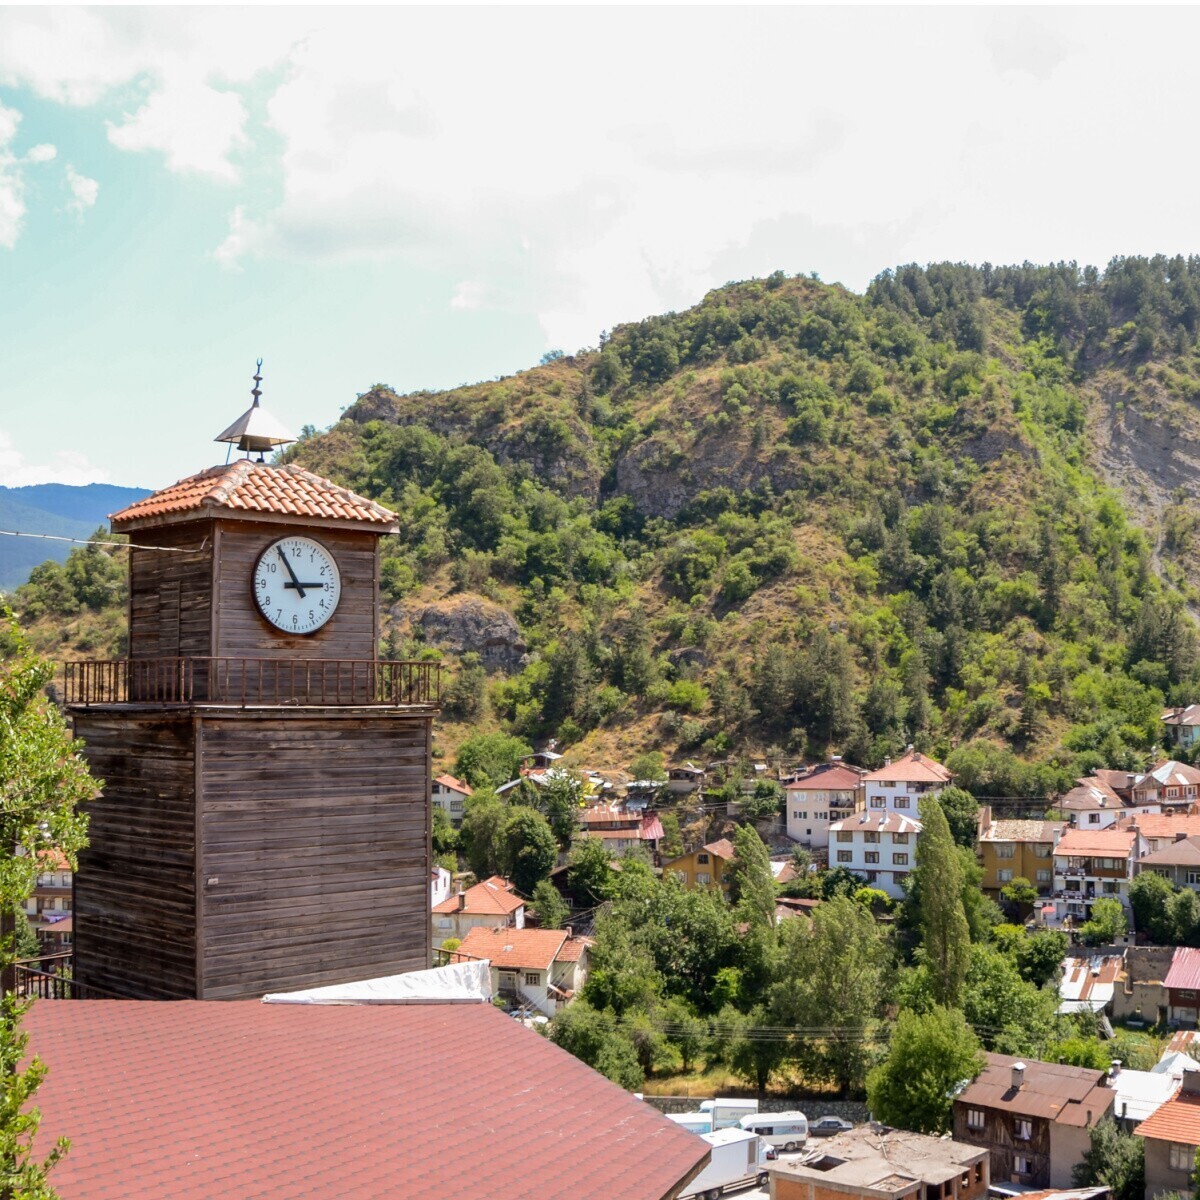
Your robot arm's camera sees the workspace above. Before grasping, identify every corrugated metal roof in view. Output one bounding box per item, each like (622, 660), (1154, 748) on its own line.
(955, 1053), (1114, 1128)
(1165, 948), (1200, 992)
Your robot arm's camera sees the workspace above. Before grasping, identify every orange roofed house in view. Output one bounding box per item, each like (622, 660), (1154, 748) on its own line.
(431, 773), (473, 826)
(456, 925), (592, 1016)
(662, 839), (736, 893)
(1050, 827), (1144, 929)
(953, 1054), (1115, 1188)
(785, 761), (864, 851)
(1137, 1068), (1200, 1200)
(431, 875), (525, 949)
(859, 749), (952, 817)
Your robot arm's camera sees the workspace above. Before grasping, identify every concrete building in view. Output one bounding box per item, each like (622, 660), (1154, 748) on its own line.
(431, 773), (473, 826)
(430, 875), (525, 949)
(1163, 706), (1200, 750)
(829, 811), (922, 901)
(455, 925), (592, 1016)
(1136, 1067), (1200, 1200)
(978, 810), (1066, 897)
(785, 762), (863, 851)
(953, 1054), (1114, 1189)
(1131, 761), (1200, 813)
(1164, 947), (1200, 1027)
(769, 1125), (988, 1200)
(1050, 827), (1144, 925)
(663, 839), (736, 893)
(859, 750), (951, 817)
(1113, 947), (1173, 1025)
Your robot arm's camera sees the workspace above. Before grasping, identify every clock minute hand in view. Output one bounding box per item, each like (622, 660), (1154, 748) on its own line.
(276, 547), (306, 599)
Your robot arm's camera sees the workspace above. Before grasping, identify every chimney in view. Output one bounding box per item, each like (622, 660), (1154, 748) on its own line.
(1183, 1068), (1200, 1097)
(457, 891), (466, 912)
(1178, 832), (1189, 842)
(1110, 1059), (1122, 1077)
(884, 757), (892, 768)
(565, 925), (572, 938)
(1012, 1062), (1026, 1090)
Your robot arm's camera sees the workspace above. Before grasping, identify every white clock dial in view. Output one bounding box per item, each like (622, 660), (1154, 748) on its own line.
(252, 536), (341, 635)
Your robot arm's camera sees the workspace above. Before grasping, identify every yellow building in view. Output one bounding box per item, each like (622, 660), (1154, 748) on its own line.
(662, 838), (736, 893)
(978, 809), (1067, 896)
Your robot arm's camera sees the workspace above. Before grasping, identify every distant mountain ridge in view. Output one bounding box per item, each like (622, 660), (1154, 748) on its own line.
(0, 483), (150, 592)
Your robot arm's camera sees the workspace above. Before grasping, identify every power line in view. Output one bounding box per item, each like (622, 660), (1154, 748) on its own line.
(0, 529), (208, 555)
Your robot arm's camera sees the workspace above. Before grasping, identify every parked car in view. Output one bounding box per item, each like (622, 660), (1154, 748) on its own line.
(808, 1115), (854, 1138)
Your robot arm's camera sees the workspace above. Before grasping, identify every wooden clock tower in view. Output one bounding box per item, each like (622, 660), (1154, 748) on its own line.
(65, 377), (440, 1000)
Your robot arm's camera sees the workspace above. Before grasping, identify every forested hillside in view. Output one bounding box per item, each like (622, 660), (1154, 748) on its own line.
(15, 258), (1200, 797)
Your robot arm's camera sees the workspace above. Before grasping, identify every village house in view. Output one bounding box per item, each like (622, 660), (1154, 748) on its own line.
(1120, 812), (1200, 853)
(1105, 1058), (1178, 1130)
(829, 810), (922, 901)
(953, 1054), (1115, 1188)
(430, 875), (525, 949)
(1130, 761), (1200, 813)
(1136, 835), (1200, 890)
(977, 809), (1067, 897)
(859, 749), (952, 817)
(1164, 947), (1200, 1027)
(666, 762), (706, 795)
(663, 839), (736, 893)
(575, 805), (664, 855)
(1059, 773), (1159, 830)
(785, 761), (863, 851)
(430, 773), (473, 826)
(1164, 706), (1200, 750)
(768, 1124), (988, 1200)
(1136, 1067), (1200, 1200)
(22, 849), (73, 950)
(455, 925), (592, 1016)
(430, 865), (451, 909)
(1050, 827), (1144, 925)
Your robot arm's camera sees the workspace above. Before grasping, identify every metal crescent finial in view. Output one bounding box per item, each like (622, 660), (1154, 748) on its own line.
(251, 359), (263, 407)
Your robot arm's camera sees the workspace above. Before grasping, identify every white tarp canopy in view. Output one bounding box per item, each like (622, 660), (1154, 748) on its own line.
(262, 959), (492, 1006)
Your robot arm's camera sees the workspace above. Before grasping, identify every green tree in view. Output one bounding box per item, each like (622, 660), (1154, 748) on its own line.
(936, 787), (979, 848)
(962, 944), (1057, 1054)
(531, 879), (569, 930)
(548, 1000), (644, 1089)
(914, 796), (970, 1007)
(740, 779), (783, 821)
(866, 1007), (985, 1134)
(431, 806), (458, 858)
(0, 620), (95, 1197)
(629, 752), (667, 782)
(720, 1003), (787, 1096)
(532, 770), (585, 850)
(661, 996), (706, 1073)
(1129, 872), (1176, 943)
(10, 909), (38, 961)
(567, 837), (614, 907)
(1079, 897), (1128, 946)
(453, 732), (533, 790)
(658, 812), (683, 859)
(1072, 1117), (1145, 1200)
(1001, 876), (1039, 917)
(504, 808), (558, 895)
(726, 824), (777, 933)
(1170, 887), (1200, 946)
(458, 791), (510, 878)
(1013, 929), (1069, 989)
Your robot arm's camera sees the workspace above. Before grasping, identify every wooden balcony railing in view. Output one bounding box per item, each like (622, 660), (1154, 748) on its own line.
(13, 953), (115, 1000)
(63, 657), (441, 709)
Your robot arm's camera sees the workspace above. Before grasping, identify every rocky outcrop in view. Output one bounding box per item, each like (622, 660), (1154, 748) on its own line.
(398, 594), (529, 673)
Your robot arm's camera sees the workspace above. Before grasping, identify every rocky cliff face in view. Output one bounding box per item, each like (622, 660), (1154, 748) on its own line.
(395, 594), (529, 673)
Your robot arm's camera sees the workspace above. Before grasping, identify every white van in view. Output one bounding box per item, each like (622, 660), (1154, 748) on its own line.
(668, 1111), (713, 1135)
(699, 1097), (759, 1130)
(738, 1110), (808, 1152)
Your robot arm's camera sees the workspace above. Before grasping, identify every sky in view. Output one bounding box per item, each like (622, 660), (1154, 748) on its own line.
(1, 6), (1199, 490)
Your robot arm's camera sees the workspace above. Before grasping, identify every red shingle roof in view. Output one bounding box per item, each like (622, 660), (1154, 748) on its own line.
(434, 773), (472, 797)
(1136, 1087), (1200, 1145)
(110, 462), (399, 531)
(862, 750), (952, 784)
(1166, 948), (1200, 992)
(25, 1000), (708, 1200)
(458, 926), (568, 971)
(1120, 814), (1200, 841)
(555, 936), (593, 963)
(431, 875), (524, 917)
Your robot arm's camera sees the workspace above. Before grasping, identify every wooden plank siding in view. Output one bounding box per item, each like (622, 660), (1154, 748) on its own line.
(196, 711), (431, 999)
(71, 712), (198, 999)
(952, 1108), (1051, 1188)
(127, 522), (213, 662)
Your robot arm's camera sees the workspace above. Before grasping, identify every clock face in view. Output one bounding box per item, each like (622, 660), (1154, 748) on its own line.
(252, 536), (342, 635)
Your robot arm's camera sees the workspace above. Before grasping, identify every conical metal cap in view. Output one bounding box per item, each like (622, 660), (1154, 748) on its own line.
(215, 360), (296, 455)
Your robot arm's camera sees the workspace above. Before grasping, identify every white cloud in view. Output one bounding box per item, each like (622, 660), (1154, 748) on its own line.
(24, 143), (55, 164)
(450, 281), (486, 312)
(0, 102), (27, 249)
(0, 429), (111, 486)
(64, 165), (98, 215)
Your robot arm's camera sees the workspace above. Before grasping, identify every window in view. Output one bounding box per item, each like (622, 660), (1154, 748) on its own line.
(1087, 813), (1101, 824)
(793, 810), (807, 820)
(864, 831), (880, 843)
(871, 797), (887, 808)
(1015, 1119), (1032, 1141)
(895, 797), (910, 809)
(837, 851), (853, 864)
(697, 854), (709, 865)
(893, 853), (909, 866)
(996, 843), (1015, 859)
(894, 833), (909, 845)
(837, 832), (854, 843)
(1036, 869), (1051, 883)
(893, 871), (909, 885)
(1033, 844), (1051, 858)
(696, 871), (711, 885)
(1180, 990), (1196, 1001)
(450, 800), (463, 813)
(436, 917), (453, 929)
(966, 1109), (984, 1130)
(865, 852), (880, 864)
(1102, 881), (1118, 894)
(865, 871), (878, 883)
(524, 972), (540, 986)
(997, 869), (1013, 883)
(1171, 1144), (1196, 1172)
(1015, 1157), (1031, 1176)
(1189, 872), (1200, 886)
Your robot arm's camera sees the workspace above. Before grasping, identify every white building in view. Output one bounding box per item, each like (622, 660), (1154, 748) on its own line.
(829, 810), (922, 900)
(784, 762), (863, 851)
(1051, 827), (1145, 926)
(430, 866), (452, 909)
(859, 749), (951, 817)
(432, 773), (473, 826)
(431, 875), (525, 949)
(455, 925), (592, 1017)
(1164, 706), (1200, 751)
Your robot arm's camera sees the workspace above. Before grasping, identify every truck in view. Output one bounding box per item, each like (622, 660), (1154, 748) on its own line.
(668, 1111), (713, 1135)
(699, 1097), (759, 1130)
(679, 1128), (769, 1199)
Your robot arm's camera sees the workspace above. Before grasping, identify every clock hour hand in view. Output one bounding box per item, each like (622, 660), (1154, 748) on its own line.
(276, 547), (306, 599)
(283, 581), (324, 590)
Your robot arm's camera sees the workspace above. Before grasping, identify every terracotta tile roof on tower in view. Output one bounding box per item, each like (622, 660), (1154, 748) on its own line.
(109, 461), (399, 530)
(25, 1000), (708, 1200)
(458, 926), (569, 971)
(862, 749), (952, 784)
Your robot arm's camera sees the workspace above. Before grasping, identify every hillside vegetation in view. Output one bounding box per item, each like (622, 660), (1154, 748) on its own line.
(15, 259), (1200, 796)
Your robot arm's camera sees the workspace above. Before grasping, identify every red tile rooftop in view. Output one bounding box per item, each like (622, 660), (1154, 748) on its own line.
(109, 462), (398, 531)
(26, 1000), (707, 1200)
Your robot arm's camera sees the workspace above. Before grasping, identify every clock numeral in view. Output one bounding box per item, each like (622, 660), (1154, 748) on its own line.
(264, 596), (271, 606)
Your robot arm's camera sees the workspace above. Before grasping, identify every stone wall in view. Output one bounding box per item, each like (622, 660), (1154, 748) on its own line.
(640, 1095), (870, 1122)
